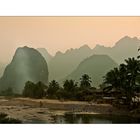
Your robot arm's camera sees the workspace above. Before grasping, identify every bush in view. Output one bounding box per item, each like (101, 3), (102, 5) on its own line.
(0, 113), (22, 124)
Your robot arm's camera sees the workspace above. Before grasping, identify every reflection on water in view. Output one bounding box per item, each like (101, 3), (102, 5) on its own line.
(29, 113), (140, 124)
(53, 113), (140, 124)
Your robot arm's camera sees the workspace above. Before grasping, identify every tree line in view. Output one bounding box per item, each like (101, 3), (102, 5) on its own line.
(22, 49), (140, 108)
(1, 49), (140, 109)
(102, 50), (140, 107)
(22, 74), (95, 101)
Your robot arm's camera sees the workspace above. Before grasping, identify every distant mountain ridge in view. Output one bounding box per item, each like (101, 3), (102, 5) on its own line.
(64, 54), (118, 87)
(0, 36), (139, 89)
(37, 48), (53, 64)
(49, 44), (94, 81)
(0, 62), (6, 78)
(93, 36), (140, 63)
(47, 36), (140, 81)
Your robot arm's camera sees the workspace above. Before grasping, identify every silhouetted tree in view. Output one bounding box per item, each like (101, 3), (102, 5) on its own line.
(22, 81), (35, 97)
(62, 79), (78, 99)
(63, 80), (78, 92)
(104, 57), (140, 106)
(80, 74), (92, 89)
(103, 67), (121, 92)
(22, 81), (47, 98)
(124, 57), (140, 103)
(34, 81), (47, 99)
(47, 80), (59, 98)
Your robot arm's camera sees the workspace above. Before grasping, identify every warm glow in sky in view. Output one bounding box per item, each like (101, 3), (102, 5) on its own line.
(0, 16), (140, 63)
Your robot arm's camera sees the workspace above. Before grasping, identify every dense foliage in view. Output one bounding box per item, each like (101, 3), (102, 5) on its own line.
(103, 55), (140, 106)
(21, 49), (140, 109)
(22, 75), (96, 101)
(22, 81), (47, 98)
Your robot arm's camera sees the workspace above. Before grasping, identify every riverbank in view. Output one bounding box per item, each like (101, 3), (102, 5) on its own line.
(0, 97), (138, 123)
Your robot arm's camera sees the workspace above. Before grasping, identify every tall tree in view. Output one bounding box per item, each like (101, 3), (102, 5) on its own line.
(22, 81), (35, 97)
(23, 81), (47, 98)
(47, 80), (59, 98)
(62, 79), (78, 99)
(104, 57), (140, 105)
(103, 67), (121, 92)
(80, 74), (92, 89)
(34, 81), (47, 98)
(124, 58), (140, 102)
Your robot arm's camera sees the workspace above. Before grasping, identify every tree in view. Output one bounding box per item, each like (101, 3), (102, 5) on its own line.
(80, 74), (92, 89)
(103, 67), (121, 92)
(63, 79), (78, 92)
(47, 80), (59, 98)
(63, 79), (78, 99)
(103, 57), (140, 106)
(22, 81), (35, 97)
(34, 81), (47, 99)
(22, 81), (47, 98)
(124, 57), (140, 103)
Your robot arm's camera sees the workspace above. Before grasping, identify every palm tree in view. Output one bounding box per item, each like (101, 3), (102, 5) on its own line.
(103, 67), (121, 92)
(124, 58), (140, 102)
(80, 74), (92, 89)
(104, 57), (140, 105)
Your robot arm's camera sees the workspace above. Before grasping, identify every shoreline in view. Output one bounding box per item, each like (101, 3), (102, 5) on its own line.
(0, 97), (139, 123)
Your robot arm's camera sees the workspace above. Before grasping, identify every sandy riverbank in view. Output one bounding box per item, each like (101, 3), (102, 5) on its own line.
(0, 97), (133, 123)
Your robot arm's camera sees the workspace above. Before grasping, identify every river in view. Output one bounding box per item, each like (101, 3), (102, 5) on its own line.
(31, 113), (140, 124)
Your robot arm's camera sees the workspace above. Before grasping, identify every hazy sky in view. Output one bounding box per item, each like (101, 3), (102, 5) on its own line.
(0, 16), (140, 63)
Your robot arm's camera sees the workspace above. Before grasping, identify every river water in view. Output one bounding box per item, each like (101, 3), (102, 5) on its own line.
(52, 113), (140, 124)
(30, 113), (140, 124)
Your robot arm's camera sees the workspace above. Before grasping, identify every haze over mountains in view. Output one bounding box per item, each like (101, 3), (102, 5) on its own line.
(65, 55), (118, 87)
(45, 36), (140, 81)
(0, 47), (48, 93)
(37, 48), (53, 64)
(49, 44), (93, 81)
(93, 36), (140, 64)
(0, 36), (139, 92)
(0, 63), (6, 78)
